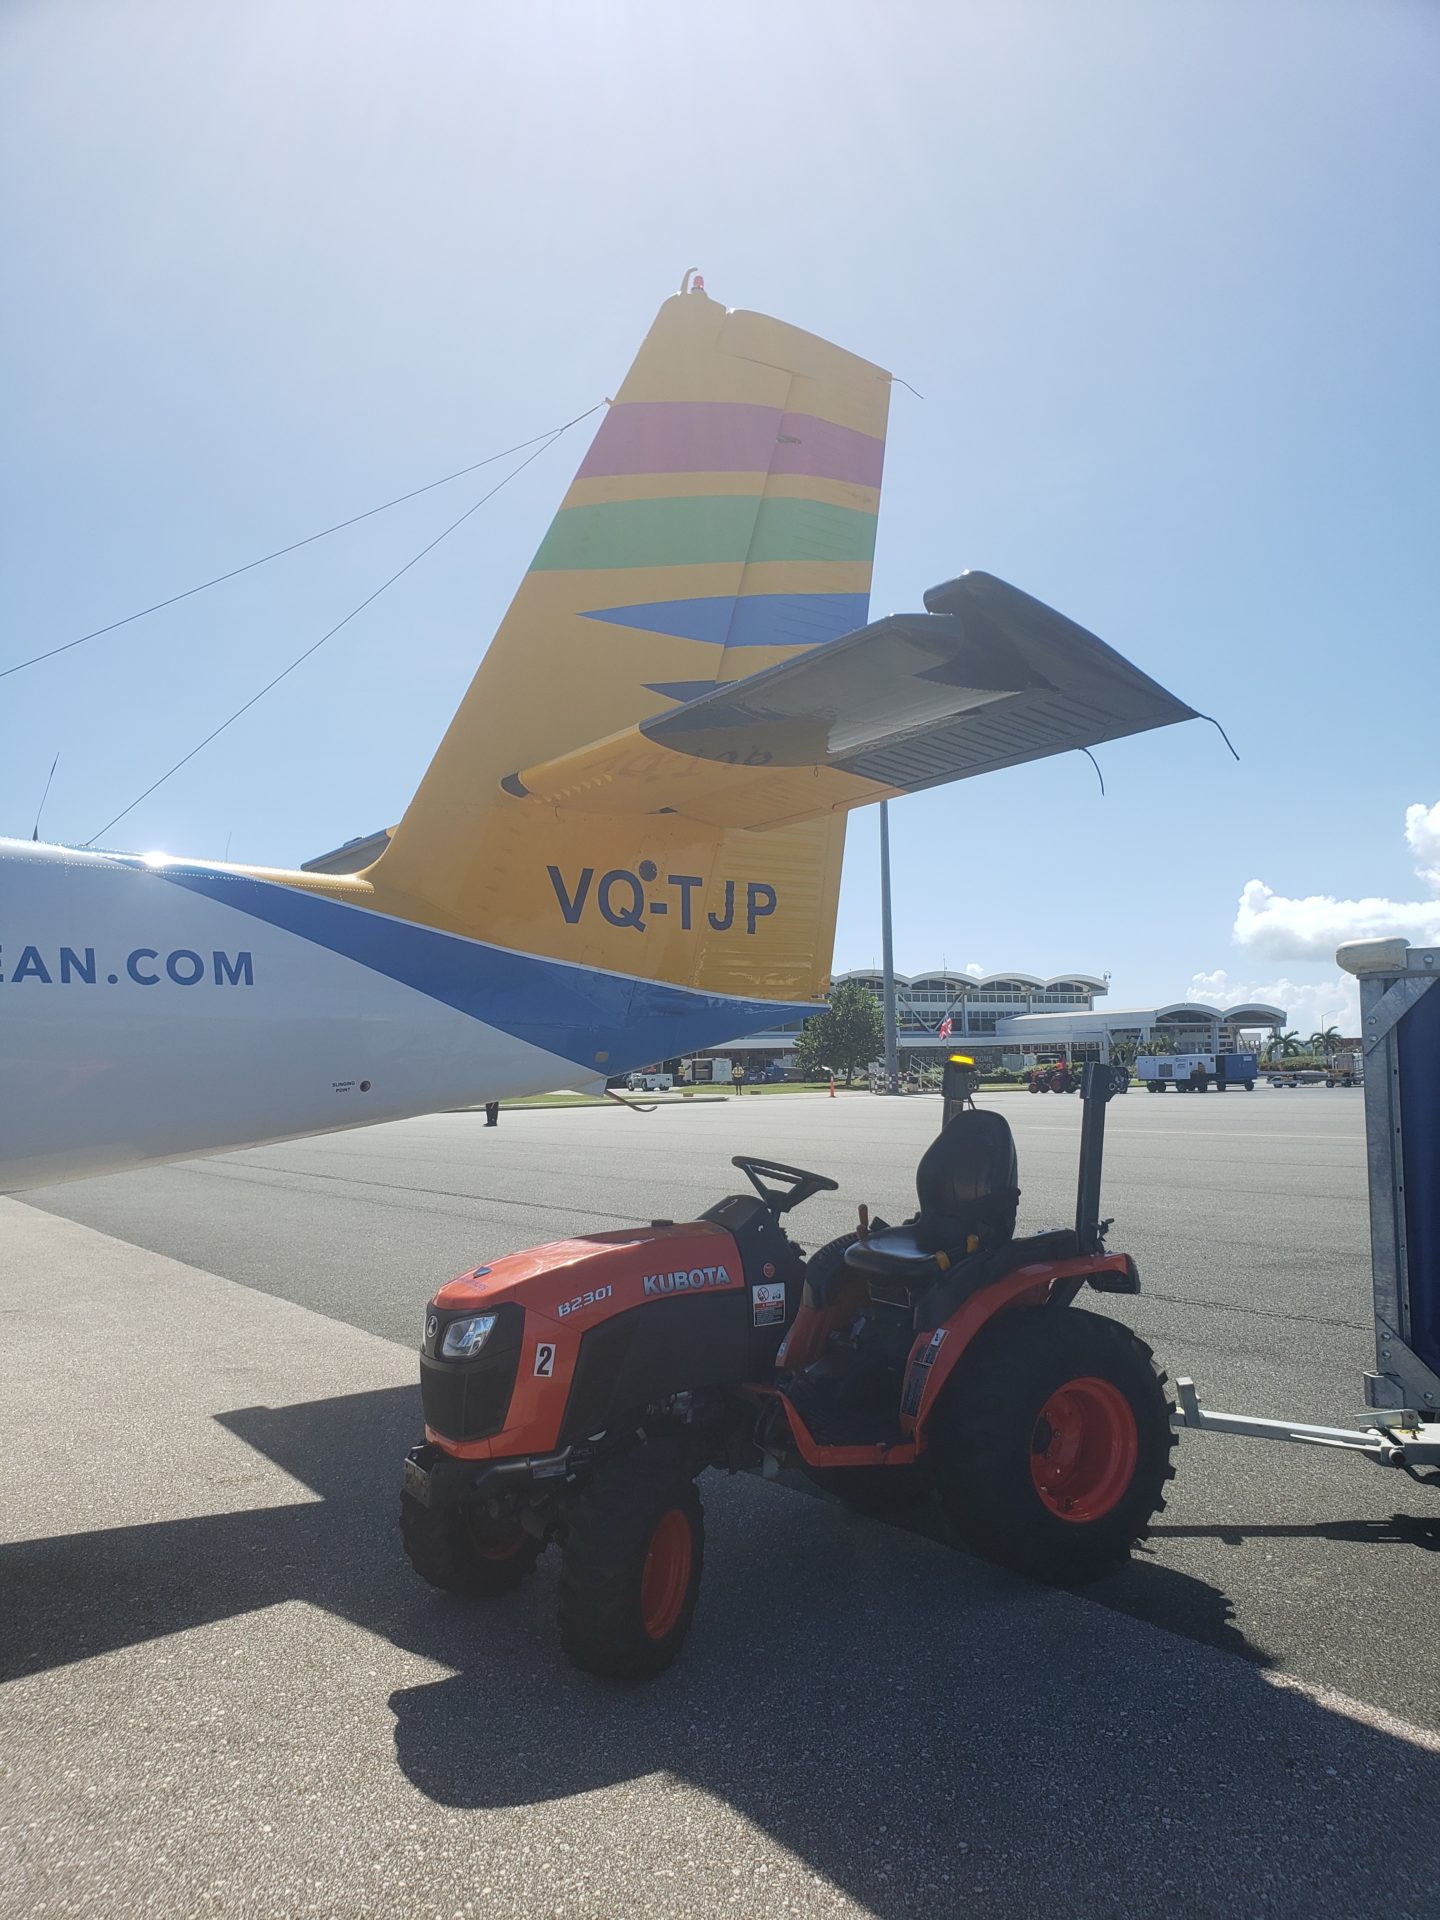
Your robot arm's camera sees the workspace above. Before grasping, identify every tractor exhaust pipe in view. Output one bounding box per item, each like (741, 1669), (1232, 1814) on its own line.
(1075, 1063), (1123, 1255)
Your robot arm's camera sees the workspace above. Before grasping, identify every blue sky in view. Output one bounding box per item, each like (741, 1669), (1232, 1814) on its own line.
(3, 1), (1436, 1033)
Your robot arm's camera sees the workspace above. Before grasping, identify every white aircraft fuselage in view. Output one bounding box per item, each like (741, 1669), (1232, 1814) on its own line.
(0, 839), (608, 1189)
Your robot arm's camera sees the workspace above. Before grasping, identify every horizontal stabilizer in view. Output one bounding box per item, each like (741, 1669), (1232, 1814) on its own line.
(502, 572), (1197, 830)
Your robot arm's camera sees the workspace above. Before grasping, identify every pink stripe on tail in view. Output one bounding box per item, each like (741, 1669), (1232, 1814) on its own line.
(577, 401), (884, 487)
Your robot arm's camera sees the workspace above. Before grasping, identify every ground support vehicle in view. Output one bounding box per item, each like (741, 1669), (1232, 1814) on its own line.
(1326, 1050), (1363, 1088)
(1137, 1051), (1213, 1091)
(679, 1056), (732, 1086)
(1137, 1051), (1256, 1092)
(400, 1059), (1173, 1679)
(625, 1070), (673, 1093)
(1028, 1062), (1078, 1093)
(1175, 938), (1440, 1472)
(1267, 1068), (1324, 1088)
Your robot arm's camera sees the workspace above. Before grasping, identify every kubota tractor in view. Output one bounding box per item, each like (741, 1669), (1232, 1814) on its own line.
(1028, 1062), (1078, 1093)
(401, 1060), (1175, 1680)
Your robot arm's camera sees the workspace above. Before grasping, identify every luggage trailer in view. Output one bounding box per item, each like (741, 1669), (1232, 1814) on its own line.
(1173, 938), (1440, 1476)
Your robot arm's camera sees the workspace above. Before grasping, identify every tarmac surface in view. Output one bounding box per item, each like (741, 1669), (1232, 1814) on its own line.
(5, 1087), (1440, 1918)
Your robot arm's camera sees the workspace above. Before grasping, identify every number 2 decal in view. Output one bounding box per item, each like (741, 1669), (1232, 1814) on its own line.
(533, 1342), (556, 1378)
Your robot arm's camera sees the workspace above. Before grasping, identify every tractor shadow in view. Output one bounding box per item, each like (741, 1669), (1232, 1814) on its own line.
(389, 1492), (1440, 1915)
(6, 1384), (1440, 1915)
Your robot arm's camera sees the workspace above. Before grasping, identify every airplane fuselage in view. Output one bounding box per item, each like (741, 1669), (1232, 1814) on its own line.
(0, 838), (784, 1190)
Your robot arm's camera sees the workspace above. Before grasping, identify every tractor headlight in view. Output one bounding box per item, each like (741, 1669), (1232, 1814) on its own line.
(440, 1312), (499, 1360)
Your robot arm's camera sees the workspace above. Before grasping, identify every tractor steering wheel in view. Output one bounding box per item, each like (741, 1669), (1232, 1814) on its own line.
(731, 1155), (839, 1216)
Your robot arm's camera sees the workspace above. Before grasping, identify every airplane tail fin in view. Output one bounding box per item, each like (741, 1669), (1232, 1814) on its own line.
(369, 284), (890, 1004)
(363, 287), (1195, 1022)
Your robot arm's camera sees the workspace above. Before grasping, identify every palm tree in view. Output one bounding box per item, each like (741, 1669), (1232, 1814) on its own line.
(1314, 1025), (1342, 1060)
(1276, 1030), (1304, 1060)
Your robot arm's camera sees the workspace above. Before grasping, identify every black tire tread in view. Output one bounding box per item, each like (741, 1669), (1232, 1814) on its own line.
(399, 1492), (541, 1597)
(931, 1306), (1176, 1585)
(557, 1463), (704, 1682)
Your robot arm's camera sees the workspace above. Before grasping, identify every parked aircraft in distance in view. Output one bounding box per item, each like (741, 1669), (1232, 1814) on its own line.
(0, 279), (1197, 1190)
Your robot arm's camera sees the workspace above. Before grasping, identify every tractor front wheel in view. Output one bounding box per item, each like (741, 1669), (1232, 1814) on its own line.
(400, 1493), (543, 1597)
(558, 1461), (704, 1681)
(932, 1307), (1175, 1584)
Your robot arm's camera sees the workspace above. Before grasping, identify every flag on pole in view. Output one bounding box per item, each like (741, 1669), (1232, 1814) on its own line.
(938, 1014), (953, 1041)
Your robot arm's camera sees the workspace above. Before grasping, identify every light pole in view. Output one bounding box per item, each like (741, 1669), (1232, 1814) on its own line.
(880, 800), (899, 1095)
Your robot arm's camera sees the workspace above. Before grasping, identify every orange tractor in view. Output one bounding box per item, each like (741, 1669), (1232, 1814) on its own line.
(1028, 1061), (1078, 1093)
(401, 1059), (1173, 1679)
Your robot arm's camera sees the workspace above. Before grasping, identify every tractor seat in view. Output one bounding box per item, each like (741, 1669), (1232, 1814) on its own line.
(843, 1218), (978, 1284)
(844, 1109), (1021, 1290)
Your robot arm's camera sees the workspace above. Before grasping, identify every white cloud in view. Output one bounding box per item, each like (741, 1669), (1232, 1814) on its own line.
(1233, 801), (1440, 961)
(963, 961), (983, 978)
(1234, 879), (1440, 959)
(1186, 968), (1358, 1037)
(1406, 801), (1440, 889)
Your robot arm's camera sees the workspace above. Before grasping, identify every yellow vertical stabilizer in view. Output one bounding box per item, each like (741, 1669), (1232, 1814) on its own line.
(367, 285), (891, 1004)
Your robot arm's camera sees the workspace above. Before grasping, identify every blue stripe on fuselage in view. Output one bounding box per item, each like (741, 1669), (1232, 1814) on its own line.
(154, 866), (811, 1072)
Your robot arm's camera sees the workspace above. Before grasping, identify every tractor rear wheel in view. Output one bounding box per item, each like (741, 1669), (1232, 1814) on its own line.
(400, 1494), (542, 1597)
(558, 1460), (704, 1681)
(931, 1307), (1175, 1584)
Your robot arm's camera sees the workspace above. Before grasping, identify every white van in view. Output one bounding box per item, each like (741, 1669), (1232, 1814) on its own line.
(625, 1070), (673, 1093)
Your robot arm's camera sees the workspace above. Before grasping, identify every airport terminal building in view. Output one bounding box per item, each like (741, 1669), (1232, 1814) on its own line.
(714, 971), (1286, 1073)
(718, 970), (1110, 1070)
(995, 1000), (1287, 1060)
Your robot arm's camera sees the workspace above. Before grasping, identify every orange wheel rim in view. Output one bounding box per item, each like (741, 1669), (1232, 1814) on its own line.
(466, 1520), (526, 1562)
(1030, 1376), (1139, 1523)
(475, 1535), (524, 1562)
(640, 1508), (692, 1640)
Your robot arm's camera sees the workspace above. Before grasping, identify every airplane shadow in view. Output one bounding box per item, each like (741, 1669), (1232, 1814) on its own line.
(5, 1384), (1440, 1915)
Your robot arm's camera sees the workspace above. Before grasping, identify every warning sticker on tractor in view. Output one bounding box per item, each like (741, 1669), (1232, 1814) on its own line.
(751, 1282), (787, 1328)
(902, 1330), (947, 1419)
(533, 1342), (556, 1377)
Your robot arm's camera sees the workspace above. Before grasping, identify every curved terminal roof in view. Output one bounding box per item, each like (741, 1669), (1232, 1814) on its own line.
(1146, 1001), (1287, 1026)
(834, 969), (1107, 994)
(1221, 1003), (1290, 1027)
(998, 1001), (1286, 1040)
